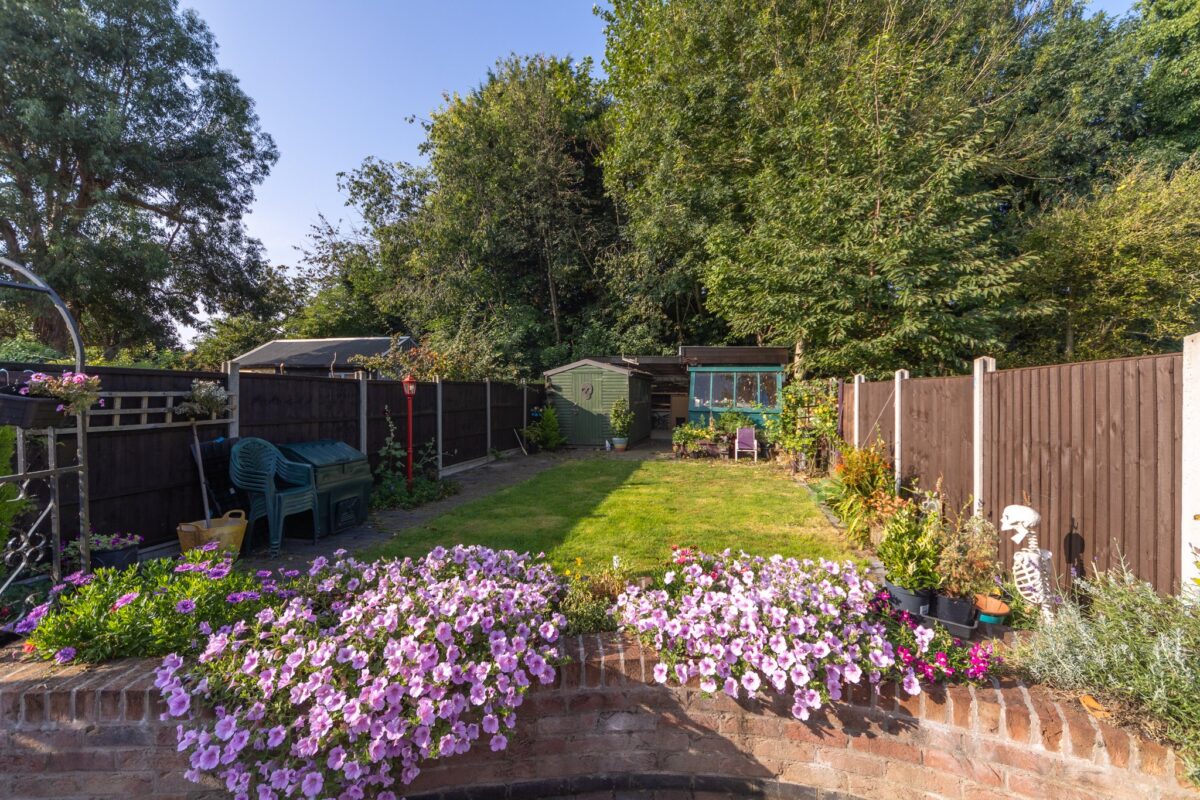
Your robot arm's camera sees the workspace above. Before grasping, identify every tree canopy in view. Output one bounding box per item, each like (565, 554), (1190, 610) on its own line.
(0, 0), (278, 350)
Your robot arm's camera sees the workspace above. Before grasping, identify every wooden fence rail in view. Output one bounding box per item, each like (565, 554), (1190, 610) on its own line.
(2, 363), (540, 550)
(840, 351), (1190, 595)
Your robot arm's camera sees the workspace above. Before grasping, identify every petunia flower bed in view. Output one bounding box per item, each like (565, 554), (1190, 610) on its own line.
(616, 547), (996, 721)
(155, 545), (566, 800)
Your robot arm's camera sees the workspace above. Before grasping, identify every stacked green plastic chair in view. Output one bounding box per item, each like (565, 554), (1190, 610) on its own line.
(229, 437), (319, 556)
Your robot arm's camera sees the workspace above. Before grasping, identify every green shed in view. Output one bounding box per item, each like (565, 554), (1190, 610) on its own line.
(544, 359), (652, 447)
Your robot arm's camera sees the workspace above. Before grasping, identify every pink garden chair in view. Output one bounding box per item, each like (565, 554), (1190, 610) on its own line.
(734, 426), (758, 462)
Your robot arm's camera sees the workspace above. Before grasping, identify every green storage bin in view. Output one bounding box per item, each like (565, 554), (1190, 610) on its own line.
(278, 440), (372, 538)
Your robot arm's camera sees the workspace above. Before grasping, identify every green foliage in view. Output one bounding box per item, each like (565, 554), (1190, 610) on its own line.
(371, 416), (458, 510)
(822, 444), (896, 547)
(0, 0), (278, 350)
(609, 398), (634, 438)
(0, 338), (63, 364)
(765, 380), (838, 473)
(560, 557), (629, 634)
(524, 406), (567, 452)
(937, 512), (999, 599)
(1011, 158), (1200, 363)
(355, 332), (518, 382)
(671, 422), (710, 454)
(0, 427), (28, 567)
(27, 547), (271, 663)
(876, 502), (943, 593)
(712, 411), (756, 438)
(1012, 564), (1200, 782)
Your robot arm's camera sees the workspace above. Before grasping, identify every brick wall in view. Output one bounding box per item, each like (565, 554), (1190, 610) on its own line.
(0, 635), (1195, 800)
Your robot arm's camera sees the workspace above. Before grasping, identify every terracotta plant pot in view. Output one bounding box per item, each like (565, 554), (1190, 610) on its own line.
(975, 593), (1010, 623)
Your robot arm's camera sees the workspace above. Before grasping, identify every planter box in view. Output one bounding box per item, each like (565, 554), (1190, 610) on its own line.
(0, 393), (66, 429)
(884, 580), (931, 614)
(920, 609), (979, 640)
(90, 546), (139, 571)
(931, 593), (977, 626)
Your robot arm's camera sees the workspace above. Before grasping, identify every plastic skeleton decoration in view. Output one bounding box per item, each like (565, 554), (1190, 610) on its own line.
(1000, 504), (1054, 621)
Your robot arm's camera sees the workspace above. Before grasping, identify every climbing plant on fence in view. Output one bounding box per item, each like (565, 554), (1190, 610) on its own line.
(765, 379), (839, 474)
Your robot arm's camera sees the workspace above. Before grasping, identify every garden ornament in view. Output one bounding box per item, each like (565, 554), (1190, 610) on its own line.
(1000, 504), (1054, 621)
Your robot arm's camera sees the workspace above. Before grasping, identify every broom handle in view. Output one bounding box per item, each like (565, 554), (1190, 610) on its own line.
(191, 424), (212, 527)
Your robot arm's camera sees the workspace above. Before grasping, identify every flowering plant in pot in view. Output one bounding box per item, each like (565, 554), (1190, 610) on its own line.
(68, 531), (143, 571)
(876, 501), (943, 613)
(932, 512), (998, 626)
(0, 371), (102, 428)
(609, 397), (633, 451)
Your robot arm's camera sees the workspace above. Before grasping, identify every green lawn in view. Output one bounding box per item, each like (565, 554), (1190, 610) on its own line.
(364, 456), (853, 574)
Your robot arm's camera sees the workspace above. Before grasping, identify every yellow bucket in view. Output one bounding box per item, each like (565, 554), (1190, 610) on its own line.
(177, 510), (248, 556)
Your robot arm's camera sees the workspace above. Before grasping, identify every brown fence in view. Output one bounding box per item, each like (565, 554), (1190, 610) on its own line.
(3, 364), (538, 550)
(840, 353), (1184, 594)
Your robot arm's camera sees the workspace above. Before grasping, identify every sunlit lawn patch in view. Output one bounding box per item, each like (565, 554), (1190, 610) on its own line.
(364, 456), (853, 574)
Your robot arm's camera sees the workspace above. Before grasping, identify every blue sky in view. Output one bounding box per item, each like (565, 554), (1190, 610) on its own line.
(185, 0), (1135, 277)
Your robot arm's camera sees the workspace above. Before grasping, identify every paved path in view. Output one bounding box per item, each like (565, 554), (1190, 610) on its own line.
(240, 442), (672, 570)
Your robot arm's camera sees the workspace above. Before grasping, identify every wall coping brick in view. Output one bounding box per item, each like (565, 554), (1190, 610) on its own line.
(0, 635), (1195, 800)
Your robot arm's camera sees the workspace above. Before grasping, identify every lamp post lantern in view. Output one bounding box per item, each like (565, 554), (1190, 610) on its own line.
(401, 374), (417, 484)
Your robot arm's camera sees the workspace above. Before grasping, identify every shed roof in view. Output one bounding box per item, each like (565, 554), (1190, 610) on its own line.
(543, 358), (653, 378)
(678, 346), (792, 366)
(234, 337), (412, 369)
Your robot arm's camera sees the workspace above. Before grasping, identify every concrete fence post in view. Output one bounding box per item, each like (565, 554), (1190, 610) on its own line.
(223, 360), (240, 439)
(972, 357), (996, 517)
(485, 378), (492, 457)
(436, 377), (444, 476)
(522, 380), (528, 427)
(1181, 334), (1200, 594)
(852, 374), (866, 447)
(893, 369), (909, 494)
(358, 372), (369, 454)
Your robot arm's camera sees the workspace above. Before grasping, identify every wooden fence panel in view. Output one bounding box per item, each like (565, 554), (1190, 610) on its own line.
(239, 374), (359, 446)
(440, 381), (487, 466)
(365, 381), (439, 471)
(983, 354), (1182, 593)
(902, 376), (973, 511)
(489, 382), (527, 452)
(857, 380), (895, 455)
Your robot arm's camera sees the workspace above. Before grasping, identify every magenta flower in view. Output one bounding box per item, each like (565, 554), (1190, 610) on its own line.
(110, 592), (139, 611)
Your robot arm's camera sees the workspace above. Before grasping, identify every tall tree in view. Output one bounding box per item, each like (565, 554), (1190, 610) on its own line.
(1010, 158), (1200, 363)
(604, 0), (1039, 376)
(0, 0), (278, 350)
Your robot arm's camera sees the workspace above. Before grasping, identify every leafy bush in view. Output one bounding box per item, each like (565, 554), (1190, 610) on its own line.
(937, 512), (999, 598)
(1011, 565), (1200, 782)
(617, 548), (996, 719)
(876, 502), (943, 592)
(157, 546), (566, 798)
(609, 397), (633, 438)
(23, 545), (285, 663)
(822, 443), (895, 546)
(765, 379), (838, 474)
(524, 405), (566, 451)
(371, 416), (458, 510)
(561, 556), (629, 634)
(713, 410), (756, 437)
(671, 422), (709, 454)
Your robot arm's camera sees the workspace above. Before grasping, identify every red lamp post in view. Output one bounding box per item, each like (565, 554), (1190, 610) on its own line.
(401, 374), (417, 484)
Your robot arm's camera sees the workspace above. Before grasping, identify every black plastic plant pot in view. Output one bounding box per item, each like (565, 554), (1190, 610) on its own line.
(931, 593), (977, 626)
(883, 579), (931, 614)
(90, 546), (139, 571)
(0, 393), (66, 429)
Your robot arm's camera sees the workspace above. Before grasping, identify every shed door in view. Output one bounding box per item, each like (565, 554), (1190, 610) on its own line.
(573, 369), (605, 445)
